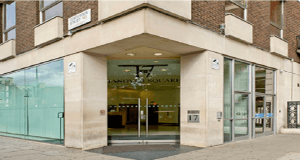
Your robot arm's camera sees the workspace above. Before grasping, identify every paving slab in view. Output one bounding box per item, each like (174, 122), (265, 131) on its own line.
(1, 134), (300, 160)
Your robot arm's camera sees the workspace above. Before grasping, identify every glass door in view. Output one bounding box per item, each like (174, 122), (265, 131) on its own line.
(107, 59), (180, 143)
(253, 96), (274, 137)
(254, 96), (264, 135)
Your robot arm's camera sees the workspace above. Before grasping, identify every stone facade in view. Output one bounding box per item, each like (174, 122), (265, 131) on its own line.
(0, 0), (300, 150)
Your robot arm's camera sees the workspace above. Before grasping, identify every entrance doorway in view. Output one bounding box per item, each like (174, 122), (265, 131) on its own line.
(107, 59), (180, 143)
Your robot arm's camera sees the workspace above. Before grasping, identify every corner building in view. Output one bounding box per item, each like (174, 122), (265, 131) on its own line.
(0, 0), (299, 150)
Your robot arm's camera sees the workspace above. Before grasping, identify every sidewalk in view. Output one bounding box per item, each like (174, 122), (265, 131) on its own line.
(0, 134), (300, 160)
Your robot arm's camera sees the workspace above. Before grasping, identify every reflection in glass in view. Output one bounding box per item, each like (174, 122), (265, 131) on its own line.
(224, 59), (232, 119)
(234, 61), (249, 92)
(270, 25), (281, 37)
(255, 97), (264, 116)
(44, 2), (63, 22)
(225, 1), (244, 19)
(255, 96), (264, 134)
(266, 97), (273, 116)
(5, 1), (16, 30)
(234, 94), (248, 119)
(255, 67), (274, 94)
(255, 119), (264, 134)
(234, 120), (248, 138)
(42, 0), (57, 8)
(270, 1), (282, 28)
(265, 118), (273, 132)
(5, 28), (16, 41)
(0, 71), (25, 134)
(0, 60), (64, 143)
(224, 120), (231, 142)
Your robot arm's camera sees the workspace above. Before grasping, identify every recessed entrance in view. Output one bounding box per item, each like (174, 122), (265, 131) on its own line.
(107, 59), (180, 143)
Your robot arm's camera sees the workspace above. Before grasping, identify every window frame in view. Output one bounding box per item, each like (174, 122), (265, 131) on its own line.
(39, 0), (63, 23)
(270, 0), (284, 38)
(223, 57), (277, 143)
(226, 0), (248, 20)
(2, 1), (16, 42)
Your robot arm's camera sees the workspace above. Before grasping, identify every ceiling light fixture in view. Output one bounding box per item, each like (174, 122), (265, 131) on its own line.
(123, 69), (131, 72)
(154, 53), (163, 56)
(161, 69), (167, 71)
(154, 61), (159, 63)
(126, 53), (135, 56)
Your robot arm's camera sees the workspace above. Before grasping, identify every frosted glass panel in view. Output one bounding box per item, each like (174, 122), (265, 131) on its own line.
(0, 60), (64, 143)
(224, 59), (232, 119)
(234, 94), (248, 119)
(234, 61), (249, 91)
(0, 71), (25, 135)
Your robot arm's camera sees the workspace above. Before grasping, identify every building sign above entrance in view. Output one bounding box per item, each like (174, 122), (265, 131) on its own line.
(68, 9), (91, 30)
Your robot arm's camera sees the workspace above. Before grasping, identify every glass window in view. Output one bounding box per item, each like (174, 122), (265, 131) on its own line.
(0, 60), (64, 143)
(270, 1), (282, 28)
(224, 59), (232, 119)
(270, 24), (281, 37)
(270, 1), (283, 37)
(225, 0), (246, 19)
(224, 120), (232, 142)
(3, 1), (16, 41)
(0, 71), (25, 134)
(234, 61), (249, 92)
(42, 0), (57, 8)
(40, 0), (63, 22)
(5, 1), (16, 30)
(234, 120), (248, 138)
(234, 94), (248, 119)
(5, 28), (16, 41)
(255, 67), (274, 94)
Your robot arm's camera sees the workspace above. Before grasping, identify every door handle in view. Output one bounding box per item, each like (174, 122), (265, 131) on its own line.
(138, 98), (140, 137)
(146, 98), (148, 137)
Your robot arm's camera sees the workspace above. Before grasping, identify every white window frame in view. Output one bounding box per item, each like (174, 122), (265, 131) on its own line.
(39, 0), (63, 23)
(2, 1), (16, 42)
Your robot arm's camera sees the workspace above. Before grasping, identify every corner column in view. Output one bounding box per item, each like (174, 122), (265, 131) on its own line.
(64, 52), (107, 150)
(180, 51), (223, 147)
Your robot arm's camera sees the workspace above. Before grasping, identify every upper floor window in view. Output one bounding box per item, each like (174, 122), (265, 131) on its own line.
(40, 0), (63, 23)
(3, 1), (16, 42)
(270, 1), (283, 38)
(225, 0), (247, 20)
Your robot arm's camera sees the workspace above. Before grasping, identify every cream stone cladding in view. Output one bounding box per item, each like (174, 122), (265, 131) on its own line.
(181, 51), (223, 147)
(270, 36), (289, 58)
(98, 0), (191, 21)
(64, 52), (107, 150)
(225, 14), (253, 44)
(0, 7), (299, 148)
(34, 17), (63, 46)
(0, 40), (16, 61)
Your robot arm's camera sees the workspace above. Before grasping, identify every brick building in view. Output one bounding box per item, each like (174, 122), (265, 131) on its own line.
(0, 0), (299, 150)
